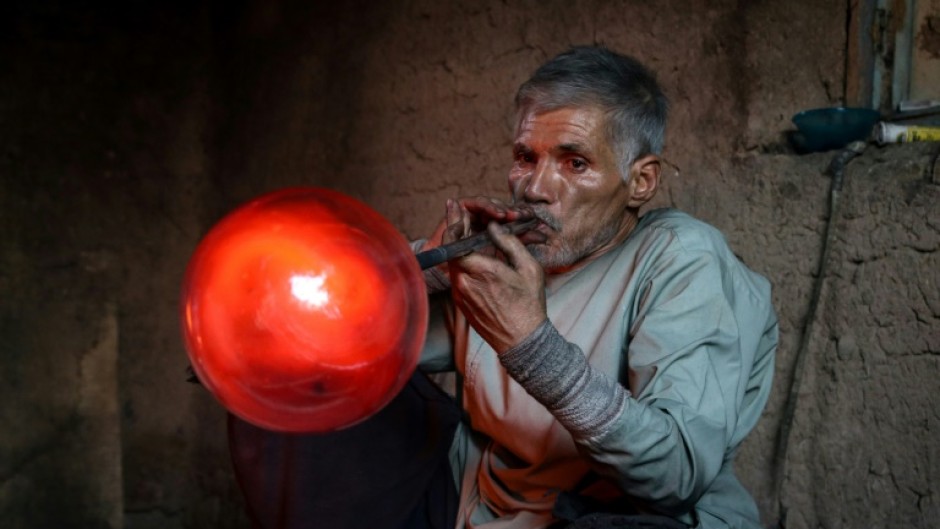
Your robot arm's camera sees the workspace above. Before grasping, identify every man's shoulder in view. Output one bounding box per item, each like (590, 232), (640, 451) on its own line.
(634, 208), (730, 255)
(634, 208), (774, 303)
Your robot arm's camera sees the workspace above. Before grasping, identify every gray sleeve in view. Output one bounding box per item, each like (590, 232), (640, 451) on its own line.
(499, 319), (629, 440)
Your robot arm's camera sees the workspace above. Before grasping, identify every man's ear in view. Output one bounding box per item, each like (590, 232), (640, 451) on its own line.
(626, 154), (661, 208)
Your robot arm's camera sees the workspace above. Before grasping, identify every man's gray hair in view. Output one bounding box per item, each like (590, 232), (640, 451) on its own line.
(514, 46), (668, 178)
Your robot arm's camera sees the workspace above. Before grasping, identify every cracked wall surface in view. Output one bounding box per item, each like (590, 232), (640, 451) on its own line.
(775, 143), (940, 529)
(2, 1), (937, 528)
(688, 143), (940, 527)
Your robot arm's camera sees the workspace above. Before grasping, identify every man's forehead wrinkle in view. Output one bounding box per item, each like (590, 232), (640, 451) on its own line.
(518, 122), (595, 139)
(514, 125), (595, 151)
(517, 110), (598, 136)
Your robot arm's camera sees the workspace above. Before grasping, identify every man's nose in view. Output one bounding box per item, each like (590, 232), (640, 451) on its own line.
(522, 160), (555, 204)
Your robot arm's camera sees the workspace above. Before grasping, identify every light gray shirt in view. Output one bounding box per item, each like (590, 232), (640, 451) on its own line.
(419, 208), (778, 529)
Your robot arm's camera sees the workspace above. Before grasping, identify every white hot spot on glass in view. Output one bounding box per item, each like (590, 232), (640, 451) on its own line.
(290, 273), (330, 309)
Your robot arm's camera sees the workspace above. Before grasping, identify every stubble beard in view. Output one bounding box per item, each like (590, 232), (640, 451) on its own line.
(524, 207), (622, 273)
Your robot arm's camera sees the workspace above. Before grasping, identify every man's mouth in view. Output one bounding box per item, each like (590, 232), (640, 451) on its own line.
(519, 212), (556, 246)
(511, 202), (558, 238)
(530, 210), (560, 232)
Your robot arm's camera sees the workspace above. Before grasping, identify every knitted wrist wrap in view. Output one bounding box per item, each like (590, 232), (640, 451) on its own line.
(499, 319), (629, 440)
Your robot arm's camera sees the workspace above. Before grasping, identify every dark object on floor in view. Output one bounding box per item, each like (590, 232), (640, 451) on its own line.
(228, 371), (461, 529)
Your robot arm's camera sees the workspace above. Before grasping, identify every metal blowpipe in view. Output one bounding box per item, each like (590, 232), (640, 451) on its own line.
(415, 218), (538, 270)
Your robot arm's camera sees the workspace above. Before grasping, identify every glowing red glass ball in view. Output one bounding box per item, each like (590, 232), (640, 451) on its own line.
(180, 187), (427, 432)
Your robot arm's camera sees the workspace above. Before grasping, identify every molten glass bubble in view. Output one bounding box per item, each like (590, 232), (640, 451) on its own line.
(181, 187), (428, 432)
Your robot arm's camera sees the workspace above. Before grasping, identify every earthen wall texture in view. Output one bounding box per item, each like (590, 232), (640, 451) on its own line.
(1, 1), (936, 528)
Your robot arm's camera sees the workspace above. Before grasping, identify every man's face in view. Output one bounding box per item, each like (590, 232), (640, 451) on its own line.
(509, 106), (635, 273)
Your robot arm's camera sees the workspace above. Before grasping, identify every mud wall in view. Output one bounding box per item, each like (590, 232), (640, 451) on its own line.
(0, 3), (239, 528)
(1, 1), (936, 528)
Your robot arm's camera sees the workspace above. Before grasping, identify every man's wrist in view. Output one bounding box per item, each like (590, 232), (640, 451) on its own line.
(499, 319), (628, 439)
(500, 318), (553, 359)
(492, 316), (549, 355)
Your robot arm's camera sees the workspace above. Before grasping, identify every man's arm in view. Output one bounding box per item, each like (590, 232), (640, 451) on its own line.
(501, 248), (777, 516)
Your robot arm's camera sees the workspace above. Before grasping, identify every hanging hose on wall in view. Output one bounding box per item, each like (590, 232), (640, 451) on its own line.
(773, 140), (868, 528)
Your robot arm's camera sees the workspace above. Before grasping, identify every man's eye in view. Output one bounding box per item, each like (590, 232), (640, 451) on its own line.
(568, 158), (588, 171)
(515, 152), (535, 164)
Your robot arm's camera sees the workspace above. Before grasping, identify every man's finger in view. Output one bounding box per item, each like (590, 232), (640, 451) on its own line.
(485, 221), (535, 271)
(460, 196), (508, 217)
(459, 196), (533, 225)
(443, 199), (469, 244)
